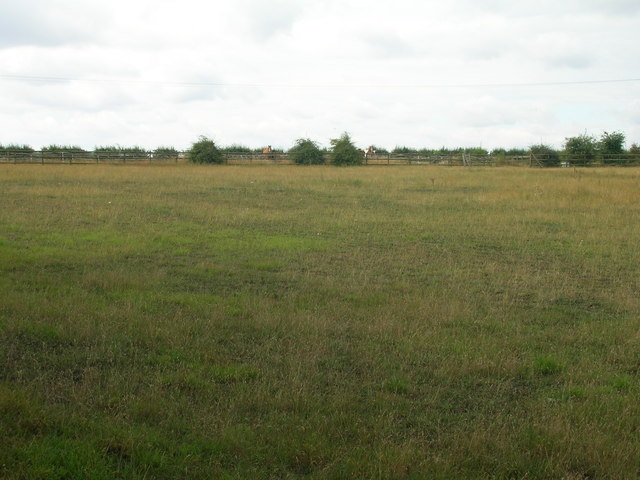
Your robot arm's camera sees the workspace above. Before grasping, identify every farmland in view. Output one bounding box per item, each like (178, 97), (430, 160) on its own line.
(1, 164), (639, 479)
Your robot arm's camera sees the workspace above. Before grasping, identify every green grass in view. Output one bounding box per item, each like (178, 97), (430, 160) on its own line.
(1, 164), (640, 479)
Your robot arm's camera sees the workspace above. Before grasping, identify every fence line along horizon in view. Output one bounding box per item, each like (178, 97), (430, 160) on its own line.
(1, 147), (639, 168)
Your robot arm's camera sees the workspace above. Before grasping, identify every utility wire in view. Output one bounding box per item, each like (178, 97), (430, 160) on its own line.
(1, 73), (640, 89)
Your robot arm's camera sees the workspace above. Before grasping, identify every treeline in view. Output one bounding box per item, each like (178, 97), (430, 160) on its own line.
(188, 134), (365, 165)
(0, 144), (180, 157)
(187, 131), (639, 166)
(381, 131), (637, 160)
(0, 144), (278, 155)
(2, 130), (638, 166)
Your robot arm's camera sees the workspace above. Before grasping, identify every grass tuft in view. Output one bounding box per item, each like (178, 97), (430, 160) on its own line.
(533, 356), (564, 376)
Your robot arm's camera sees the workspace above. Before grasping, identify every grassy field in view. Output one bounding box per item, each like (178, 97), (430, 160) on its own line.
(1, 164), (639, 479)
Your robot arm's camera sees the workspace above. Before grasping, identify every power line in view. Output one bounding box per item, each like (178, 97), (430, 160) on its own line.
(1, 73), (640, 89)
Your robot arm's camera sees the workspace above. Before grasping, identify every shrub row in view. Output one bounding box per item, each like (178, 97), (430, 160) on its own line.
(188, 133), (365, 165)
(2, 131), (637, 166)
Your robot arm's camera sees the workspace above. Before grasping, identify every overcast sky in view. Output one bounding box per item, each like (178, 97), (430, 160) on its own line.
(1, 0), (639, 151)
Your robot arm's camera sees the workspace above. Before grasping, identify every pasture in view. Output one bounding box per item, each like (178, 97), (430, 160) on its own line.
(1, 164), (639, 479)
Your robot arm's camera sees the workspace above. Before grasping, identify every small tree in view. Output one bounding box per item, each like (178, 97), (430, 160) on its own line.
(330, 132), (363, 166)
(530, 144), (561, 166)
(628, 143), (640, 165)
(188, 136), (224, 164)
(564, 133), (598, 164)
(288, 138), (325, 165)
(599, 131), (625, 156)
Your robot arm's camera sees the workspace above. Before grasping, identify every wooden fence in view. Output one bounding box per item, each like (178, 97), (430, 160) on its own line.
(1, 150), (639, 167)
(0, 150), (183, 165)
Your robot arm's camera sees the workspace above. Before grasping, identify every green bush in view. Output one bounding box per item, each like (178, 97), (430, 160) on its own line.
(94, 145), (148, 154)
(220, 144), (253, 153)
(530, 144), (561, 167)
(392, 146), (417, 154)
(188, 136), (224, 164)
(330, 133), (363, 166)
(599, 131), (625, 155)
(465, 147), (489, 156)
(288, 138), (325, 165)
(564, 133), (597, 164)
(42, 145), (86, 153)
(0, 144), (34, 152)
(492, 148), (528, 156)
(153, 146), (179, 158)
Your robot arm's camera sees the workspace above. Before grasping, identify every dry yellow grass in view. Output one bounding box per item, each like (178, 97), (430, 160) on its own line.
(1, 164), (639, 479)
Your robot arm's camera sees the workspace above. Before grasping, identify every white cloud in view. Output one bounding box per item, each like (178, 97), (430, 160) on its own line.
(242, 0), (305, 40)
(1, 0), (639, 150)
(0, 1), (110, 47)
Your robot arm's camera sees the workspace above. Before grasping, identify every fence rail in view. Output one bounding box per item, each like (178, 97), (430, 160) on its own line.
(1, 150), (640, 167)
(0, 150), (183, 164)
